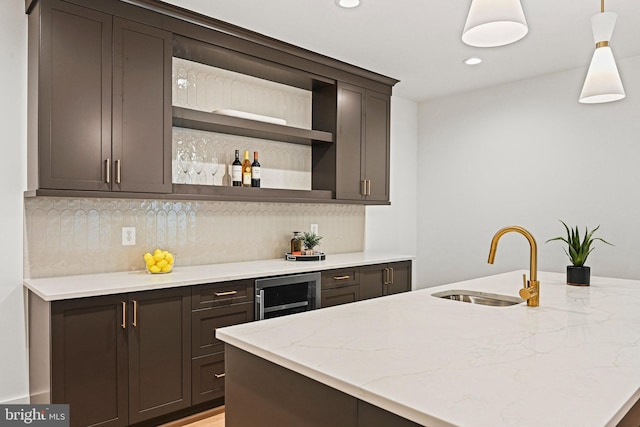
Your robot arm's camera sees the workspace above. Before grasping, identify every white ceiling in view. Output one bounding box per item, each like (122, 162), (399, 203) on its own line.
(162, 0), (640, 101)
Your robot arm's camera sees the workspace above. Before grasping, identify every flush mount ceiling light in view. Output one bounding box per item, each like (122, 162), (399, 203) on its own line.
(335, 0), (360, 8)
(462, 0), (528, 47)
(579, 0), (626, 104)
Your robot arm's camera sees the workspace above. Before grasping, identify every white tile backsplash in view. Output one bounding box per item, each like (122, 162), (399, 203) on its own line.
(24, 197), (365, 279)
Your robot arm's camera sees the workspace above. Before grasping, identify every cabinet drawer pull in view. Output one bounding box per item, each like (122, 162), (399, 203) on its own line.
(214, 290), (238, 297)
(121, 301), (126, 329)
(361, 180), (366, 196)
(106, 159), (111, 184)
(366, 180), (371, 196)
(132, 300), (138, 327)
(390, 267), (394, 285)
(214, 373), (226, 379)
(384, 268), (389, 285)
(333, 275), (351, 280)
(115, 159), (121, 184)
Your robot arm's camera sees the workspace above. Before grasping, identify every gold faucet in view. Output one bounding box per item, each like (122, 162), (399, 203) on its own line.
(487, 226), (540, 307)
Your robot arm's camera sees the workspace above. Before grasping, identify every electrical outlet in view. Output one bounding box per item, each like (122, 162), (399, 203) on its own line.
(122, 227), (136, 246)
(310, 224), (318, 235)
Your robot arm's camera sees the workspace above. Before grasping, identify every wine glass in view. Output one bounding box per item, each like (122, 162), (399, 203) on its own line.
(177, 148), (190, 184)
(192, 138), (206, 184)
(207, 143), (220, 185)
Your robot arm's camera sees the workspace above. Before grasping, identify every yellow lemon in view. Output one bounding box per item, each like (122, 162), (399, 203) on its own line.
(153, 252), (165, 262)
(165, 253), (174, 264)
(154, 248), (162, 256)
(157, 259), (168, 269)
(161, 264), (173, 273)
(146, 257), (156, 268)
(148, 265), (161, 273)
(143, 252), (153, 262)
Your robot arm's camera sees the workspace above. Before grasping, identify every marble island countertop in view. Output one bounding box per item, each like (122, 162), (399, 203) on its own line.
(216, 270), (640, 427)
(23, 252), (413, 301)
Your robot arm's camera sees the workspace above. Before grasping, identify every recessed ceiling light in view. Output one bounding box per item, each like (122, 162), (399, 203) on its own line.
(464, 57), (483, 65)
(336, 0), (361, 8)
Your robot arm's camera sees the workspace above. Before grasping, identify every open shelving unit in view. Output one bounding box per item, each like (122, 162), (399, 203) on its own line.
(172, 107), (333, 145)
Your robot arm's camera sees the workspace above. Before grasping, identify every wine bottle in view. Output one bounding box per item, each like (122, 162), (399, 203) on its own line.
(251, 151), (261, 187)
(232, 150), (242, 187)
(242, 150), (252, 187)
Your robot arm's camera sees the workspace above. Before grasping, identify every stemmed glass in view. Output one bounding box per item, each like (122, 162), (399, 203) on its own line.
(177, 148), (190, 184)
(192, 138), (206, 184)
(207, 142), (220, 185)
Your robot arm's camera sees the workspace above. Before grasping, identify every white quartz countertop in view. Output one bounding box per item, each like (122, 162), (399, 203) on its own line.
(216, 270), (640, 427)
(23, 252), (413, 301)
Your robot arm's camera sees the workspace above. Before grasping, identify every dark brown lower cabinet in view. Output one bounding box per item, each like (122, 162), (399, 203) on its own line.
(191, 281), (255, 405)
(321, 267), (360, 308)
(225, 345), (420, 427)
(50, 287), (191, 427)
(360, 261), (412, 300)
(51, 295), (128, 427)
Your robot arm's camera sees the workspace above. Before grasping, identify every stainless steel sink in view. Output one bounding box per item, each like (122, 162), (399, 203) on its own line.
(431, 290), (524, 307)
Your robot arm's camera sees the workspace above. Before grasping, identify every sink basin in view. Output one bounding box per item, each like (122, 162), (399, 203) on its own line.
(431, 290), (524, 307)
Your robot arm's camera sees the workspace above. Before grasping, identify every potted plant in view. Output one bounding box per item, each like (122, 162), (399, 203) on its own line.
(300, 232), (323, 255)
(546, 221), (613, 286)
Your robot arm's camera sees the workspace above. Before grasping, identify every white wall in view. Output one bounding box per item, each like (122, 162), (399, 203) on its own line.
(417, 55), (640, 288)
(366, 96), (418, 284)
(0, 0), (28, 404)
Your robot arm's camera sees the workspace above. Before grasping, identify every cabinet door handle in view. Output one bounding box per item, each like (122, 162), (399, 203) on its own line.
(361, 180), (367, 196)
(214, 373), (226, 379)
(106, 159), (111, 184)
(390, 267), (394, 285)
(121, 301), (126, 329)
(132, 300), (138, 327)
(214, 290), (237, 297)
(115, 159), (121, 184)
(333, 275), (351, 280)
(366, 180), (371, 196)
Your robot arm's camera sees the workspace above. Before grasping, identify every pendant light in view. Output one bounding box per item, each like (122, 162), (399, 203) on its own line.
(462, 0), (528, 47)
(579, 0), (625, 104)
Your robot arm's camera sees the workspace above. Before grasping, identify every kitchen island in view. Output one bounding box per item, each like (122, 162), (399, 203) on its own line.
(216, 270), (640, 426)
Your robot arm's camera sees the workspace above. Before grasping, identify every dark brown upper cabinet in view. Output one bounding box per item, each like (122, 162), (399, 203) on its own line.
(335, 83), (391, 202)
(27, 0), (396, 204)
(29, 0), (172, 194)
(313, 83), (391, 204)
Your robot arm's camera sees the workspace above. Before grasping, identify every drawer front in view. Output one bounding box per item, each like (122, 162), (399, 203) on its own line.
(321, 284), (360, 308)
(192, 352), (225, 405)
(321, 268), (360, 290)
(192, 279), (253, 309)
(192, 302), (254, 357)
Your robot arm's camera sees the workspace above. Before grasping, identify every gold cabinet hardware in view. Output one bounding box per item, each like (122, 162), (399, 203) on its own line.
(121, 301), (126, 329)
(106, 158), (111, 184)
(383, 267), (389, 285)
(333, 275), (351, 280)
(366, 180), (371, 196)
(214, 290), (238, 297)
(389, 267), (394, 285)
(115, 159), (121, 184)
(132, 300), (138, 327)
(361, 180), (367, 196)
(214, 373), (226, 379)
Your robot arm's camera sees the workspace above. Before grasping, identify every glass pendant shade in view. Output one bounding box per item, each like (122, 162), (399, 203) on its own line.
(462, 0), (528, 47)
(579, 12), (626, 104)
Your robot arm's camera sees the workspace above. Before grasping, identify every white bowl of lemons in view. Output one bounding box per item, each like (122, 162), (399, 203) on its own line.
(144, 249), (175, 274)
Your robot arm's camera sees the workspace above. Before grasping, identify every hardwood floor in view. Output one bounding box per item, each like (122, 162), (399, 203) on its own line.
(160, 406), (225, 427)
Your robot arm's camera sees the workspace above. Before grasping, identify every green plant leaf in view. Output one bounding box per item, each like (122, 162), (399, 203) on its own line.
(546, 220), (612, 266)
